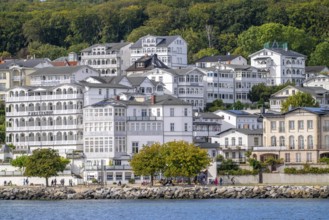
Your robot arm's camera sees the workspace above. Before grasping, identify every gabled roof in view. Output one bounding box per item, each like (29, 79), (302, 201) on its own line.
(130, 35), (182, 48)
(29, 65), (97, 76)
(78, 76), (131, 89)
(215, 109), (259, 118)
(81, 42), (131, 52)
(195, 55), (241, 63)
(165, 67), (206, 76)
(285, 107), (329, 115)
(122, 94), (190, 106)
(271, 85), (329, 98)
(217, 128), (263, 136)
(249, 48), (306, 58)
(0, 58), (51, 69)
(194, 112), (223, 119)
(305, 66), (329, 73)
(126, 54), (169, 72)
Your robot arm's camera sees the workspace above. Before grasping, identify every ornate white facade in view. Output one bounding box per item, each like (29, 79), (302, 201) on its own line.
(6, 84), (84, 155)
(130, 35), (187, 69)
(203, 64), (267, 104)
(80, 42), (132, 76)
(250, 43), (306, 86)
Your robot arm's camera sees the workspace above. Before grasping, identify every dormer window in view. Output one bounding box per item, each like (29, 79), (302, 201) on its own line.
(137, 62), (144, 68)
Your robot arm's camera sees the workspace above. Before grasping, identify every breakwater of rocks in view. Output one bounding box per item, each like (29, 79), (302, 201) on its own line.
(1, 185), (329, 200)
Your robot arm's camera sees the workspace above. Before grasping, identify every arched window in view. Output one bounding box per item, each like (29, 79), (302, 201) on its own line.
(289, 135), (295, 149)
(271, 136), (276, 146)
(307, 135), (313, 149)
(298, 135), (304, 149)
(279, 136), (285, 146)
(325, 135), (329, 149)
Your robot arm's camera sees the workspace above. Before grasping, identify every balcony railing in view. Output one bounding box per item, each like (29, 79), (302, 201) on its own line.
(7, 94), (83, 102)
(253, 146), (287, 151)
(85, 165), (132, 171)
(126, 116), (162, 121)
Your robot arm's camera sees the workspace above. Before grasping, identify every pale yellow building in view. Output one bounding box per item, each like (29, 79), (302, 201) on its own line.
(253, 107), (329, 164)
(0, 59), (52, 100)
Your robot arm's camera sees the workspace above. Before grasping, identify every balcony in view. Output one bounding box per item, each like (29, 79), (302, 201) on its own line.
(13, 76), (23, 81)
(81, 54), (119, 59)
(126, 116), (163, 121)
(85, 165), (132, 171)
(7, 93), (83, 102)
(12, 140), (83, 147)
(127, 130), (162, 136)
(253, 146), (287, 151)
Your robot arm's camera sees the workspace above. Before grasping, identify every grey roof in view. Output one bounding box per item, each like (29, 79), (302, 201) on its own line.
(165, 67), (205, 76)
(127, 77), (149, 87)
(195, 55), (241, 63)
(305, 66), (329, 73)
(120, 94), (190, 106)
(296, 86), (328, 96)
(267, 48), (306, 57)
(78, 76), (131, 89)
(126, 54), (169, 72)
(81, 42), (131, 52)
(271, 85), (329, 98)
(0, 59), (51, 69)
(90, 99), (126, 108)
(217, 128), (263, 136)
(226, 110), (254, 116)
(130, 35), (182, 48)
(194, 112), (223, 119)
(29, 65), (96, 76)
(284, 107), (329, 116)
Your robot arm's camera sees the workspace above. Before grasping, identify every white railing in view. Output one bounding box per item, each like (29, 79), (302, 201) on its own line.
(14, 140), (83, 146)
(253, 146), (287, 151)
(7, 94), (83, 102)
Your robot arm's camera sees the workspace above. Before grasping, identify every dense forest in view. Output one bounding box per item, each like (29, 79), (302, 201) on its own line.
(1, 0), (329, 65)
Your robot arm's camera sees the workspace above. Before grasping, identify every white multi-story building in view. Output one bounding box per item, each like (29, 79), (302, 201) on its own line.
(130, 67), (206, 111)
(304, 74), (329, 90)
(195, 55), (247, 68)
(80, 42), (132, 76)
(269, 85), (329, 112)
(211, 128), (263, 163)
(6, 84), (85, 156)
(214, 109), (263, 131)
(83, 94), (193, 183)
(193, 112), (222, 142)
(203, 64), (267, 104)
(130, 35), (187, 69)
(250, 42), (306, 86)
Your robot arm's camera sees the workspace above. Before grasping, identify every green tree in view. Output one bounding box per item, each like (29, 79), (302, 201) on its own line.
(11, 155), (29, 171)
(236, 23), (316, 58)
(162, 141), (211, 184)
(193, 48), (219, 61)
(309, 42), (329, 67)
(281, 91), (319, 113)
(232, 100), (244, 110)
(130, 142), (165, 186)
(0, 51), (12, 59)
(217, 159), (239, 171)
(264, 156), (283, 172)
(28, 41), (67, 60)
(207, 99), (226, 112)
(24, 148), (70, 187)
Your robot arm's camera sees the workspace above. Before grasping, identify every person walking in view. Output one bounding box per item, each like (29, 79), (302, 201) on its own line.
(219, 177), (223, 186)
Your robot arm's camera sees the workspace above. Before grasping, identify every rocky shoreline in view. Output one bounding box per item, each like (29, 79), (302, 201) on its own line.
(1, 185), (329, 200)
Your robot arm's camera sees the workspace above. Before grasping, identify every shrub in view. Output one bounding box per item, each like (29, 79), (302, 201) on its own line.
(128, 178), (135, 184)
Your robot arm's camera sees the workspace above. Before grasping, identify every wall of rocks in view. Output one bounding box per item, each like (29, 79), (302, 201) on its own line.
(1, 185), (329, 200)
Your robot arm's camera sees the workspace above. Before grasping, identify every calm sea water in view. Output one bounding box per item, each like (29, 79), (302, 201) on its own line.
(0, 199), (328, 220)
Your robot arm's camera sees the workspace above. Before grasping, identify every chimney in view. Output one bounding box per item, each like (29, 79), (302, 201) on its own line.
(116, 95), (120, 101)
(151, 95), (155, 105)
